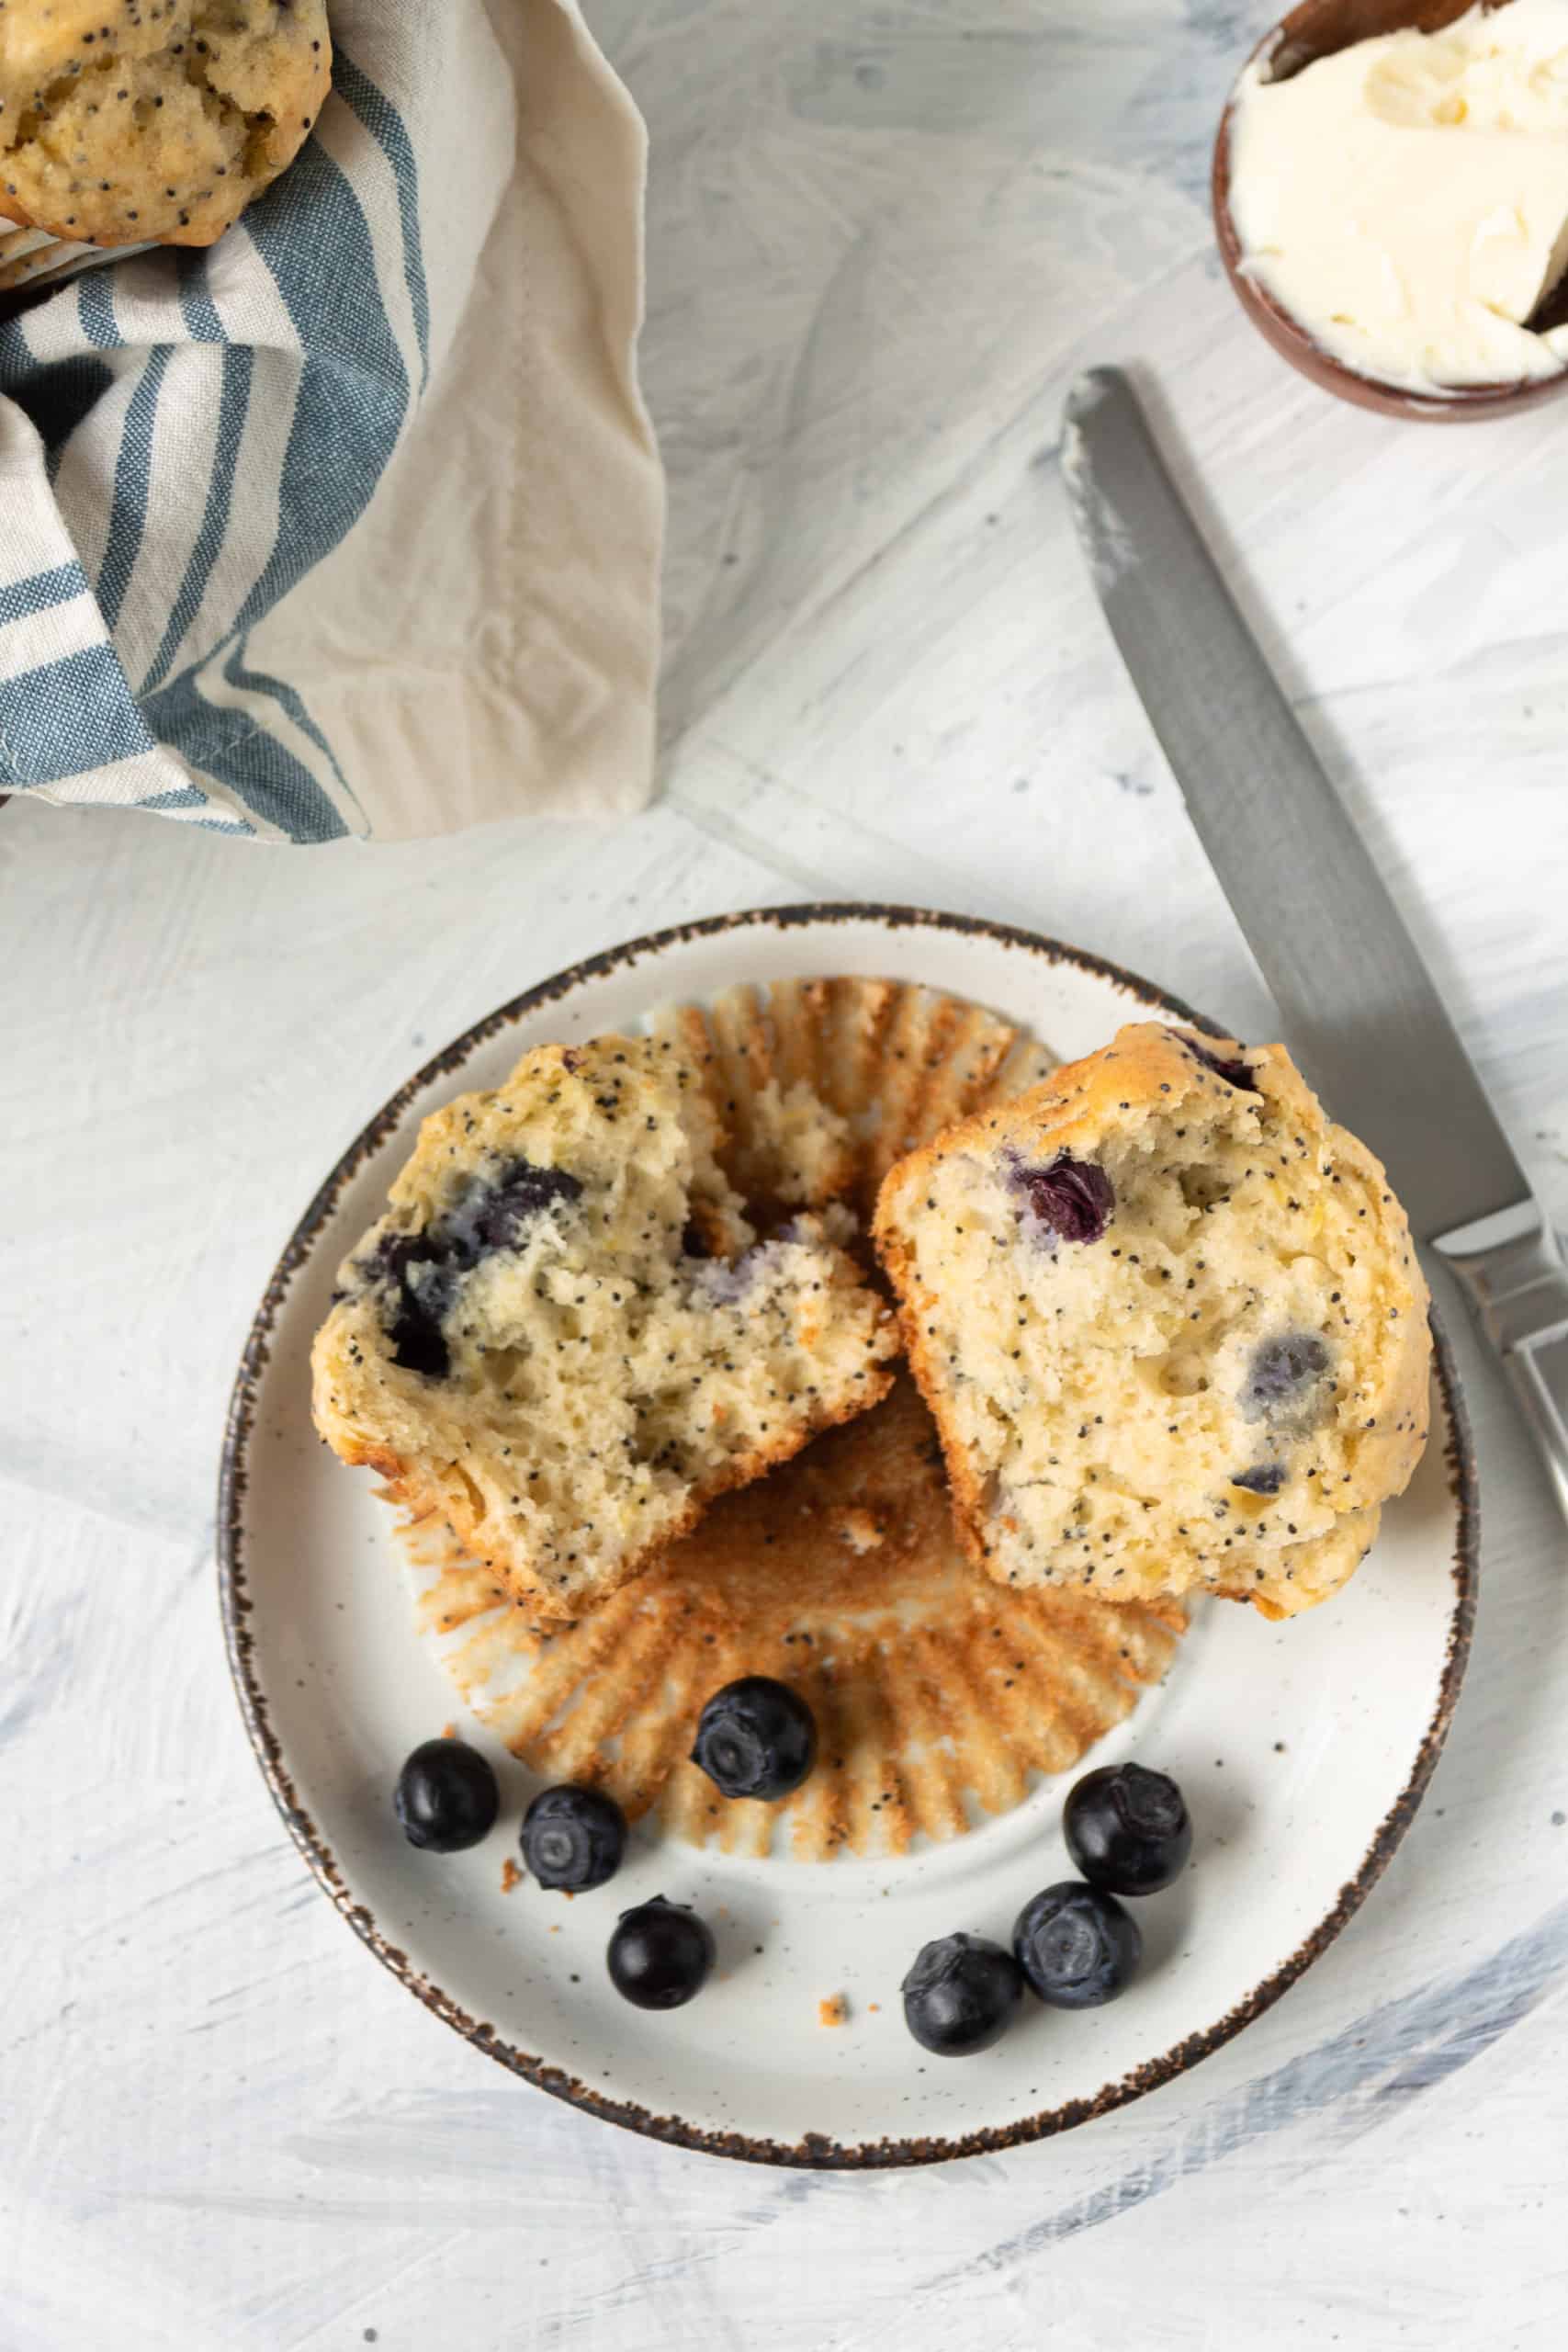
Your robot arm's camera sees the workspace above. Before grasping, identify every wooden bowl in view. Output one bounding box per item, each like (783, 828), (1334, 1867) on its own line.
(1213, 0), (1568, 420)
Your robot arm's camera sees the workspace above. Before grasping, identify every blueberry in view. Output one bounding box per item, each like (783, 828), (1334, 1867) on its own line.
(386, 1301), (451, 1381)
(362, 1159), (581, 1378)
(901, 1932), (1023, 2056)
(693, 1249), (760, 1306)
(361, 1232), (438, 1292)
(1180, 1034), (1259, 1093)
(690, 1677), (818, 1800)
(692, 1235), (808, 1305)
(362, 1233), (454, 1379)
(435, 1159), (582, 1263)
(1013, 1882), (1142, 2007)
(1230, 1462), (1285, 1496)
(468, 1159), (582, 1252)
(1005, 1150), (1115, 1244)
(521, 1783), (627, 1892)
(1064, 1763), (1192, 1896)
(1242, 1332), (1330, 1425)
(607, 1896), (716, 2010)
(394, 1738), (500, 1853)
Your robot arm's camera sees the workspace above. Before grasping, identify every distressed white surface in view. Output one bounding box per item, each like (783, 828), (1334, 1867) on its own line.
(4, 2), (1568, 2345)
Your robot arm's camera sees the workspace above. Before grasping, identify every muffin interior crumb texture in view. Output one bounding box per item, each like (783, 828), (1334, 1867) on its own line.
(0, 1), (332, 249)
(875, 1023), (1431, 1619)
(312, 1035), (896, 1618)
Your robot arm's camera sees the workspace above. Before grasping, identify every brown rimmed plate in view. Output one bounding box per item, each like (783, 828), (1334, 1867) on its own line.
(219, 905), (1476, 2167)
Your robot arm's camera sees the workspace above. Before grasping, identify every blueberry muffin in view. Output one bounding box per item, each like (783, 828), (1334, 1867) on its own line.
(0, 1), (331, 249)
(873, 1023), (1431, 1620)
(312, 1036), (897, 1620)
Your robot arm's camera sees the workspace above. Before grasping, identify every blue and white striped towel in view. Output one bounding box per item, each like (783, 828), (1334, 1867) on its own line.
(0, 1), (662, 842)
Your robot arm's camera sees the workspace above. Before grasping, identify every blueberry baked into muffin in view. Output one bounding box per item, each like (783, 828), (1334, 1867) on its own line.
(312, 1036), (897, 1620)
(0, 0), (331, 250)
(873, 1022), (1431, 1620)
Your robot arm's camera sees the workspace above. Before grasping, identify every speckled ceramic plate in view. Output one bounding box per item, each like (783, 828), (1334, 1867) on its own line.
(220, 906), (1476, 2168)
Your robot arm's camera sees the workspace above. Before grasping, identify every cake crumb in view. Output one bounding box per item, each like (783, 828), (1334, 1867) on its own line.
(501, 1857), (522, 1894)
(818, 1993), (850, 2028)
(839, 1509), (884, 1555)
(441, 1722), (458, 1739)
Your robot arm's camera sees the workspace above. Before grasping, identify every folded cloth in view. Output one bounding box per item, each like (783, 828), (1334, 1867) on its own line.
(0, 1), (663, 842)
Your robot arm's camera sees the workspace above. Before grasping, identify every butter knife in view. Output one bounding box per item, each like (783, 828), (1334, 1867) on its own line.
(1062, 364), (1568, 1521)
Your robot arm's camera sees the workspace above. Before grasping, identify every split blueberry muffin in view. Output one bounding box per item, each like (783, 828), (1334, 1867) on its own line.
(313, 1035), (897, 1620)
(873, 1022), (1431, 1620)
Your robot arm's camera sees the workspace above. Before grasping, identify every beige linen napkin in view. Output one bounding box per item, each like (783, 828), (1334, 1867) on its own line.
(265, 0), (665, 838)
(0, 0), (662, 842)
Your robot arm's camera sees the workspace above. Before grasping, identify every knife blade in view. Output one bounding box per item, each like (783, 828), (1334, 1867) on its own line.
(1062, 366), (1518, 1242)
(1062, 364), (1568, 1519)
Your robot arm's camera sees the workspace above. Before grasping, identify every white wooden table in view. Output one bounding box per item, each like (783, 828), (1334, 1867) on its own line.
(6, 5), (1568, 2344)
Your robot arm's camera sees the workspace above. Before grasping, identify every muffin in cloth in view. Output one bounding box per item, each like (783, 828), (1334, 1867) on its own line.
(0, 1), (331, 248)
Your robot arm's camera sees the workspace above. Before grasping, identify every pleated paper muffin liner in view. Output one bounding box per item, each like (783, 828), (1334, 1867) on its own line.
(393, 977), (1188, 1860)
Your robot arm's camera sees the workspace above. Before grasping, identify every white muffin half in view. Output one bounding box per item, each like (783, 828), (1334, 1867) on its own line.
(874, 1022), (1431, 1620)
(313, 1035), (896, 1619)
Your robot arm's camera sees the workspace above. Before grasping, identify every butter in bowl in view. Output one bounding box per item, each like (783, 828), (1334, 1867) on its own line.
(1213, 0), (1568, 417)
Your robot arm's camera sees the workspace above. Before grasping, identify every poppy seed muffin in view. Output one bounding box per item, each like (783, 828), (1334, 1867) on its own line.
(0, 1), (331, 250)
(312, 1035), (897, 1620)
(873, 1022), (1431, 1620)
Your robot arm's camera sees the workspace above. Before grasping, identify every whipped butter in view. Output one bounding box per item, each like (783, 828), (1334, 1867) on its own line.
(1227, 0), (1568, 391)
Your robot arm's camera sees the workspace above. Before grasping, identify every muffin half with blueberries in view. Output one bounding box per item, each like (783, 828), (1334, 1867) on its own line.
(312, 1035), (897, 1621)
(873, 1021), (1431, 1619)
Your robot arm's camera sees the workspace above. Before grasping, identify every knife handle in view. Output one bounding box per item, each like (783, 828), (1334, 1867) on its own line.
(1435, 1203), (1568, 1523)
